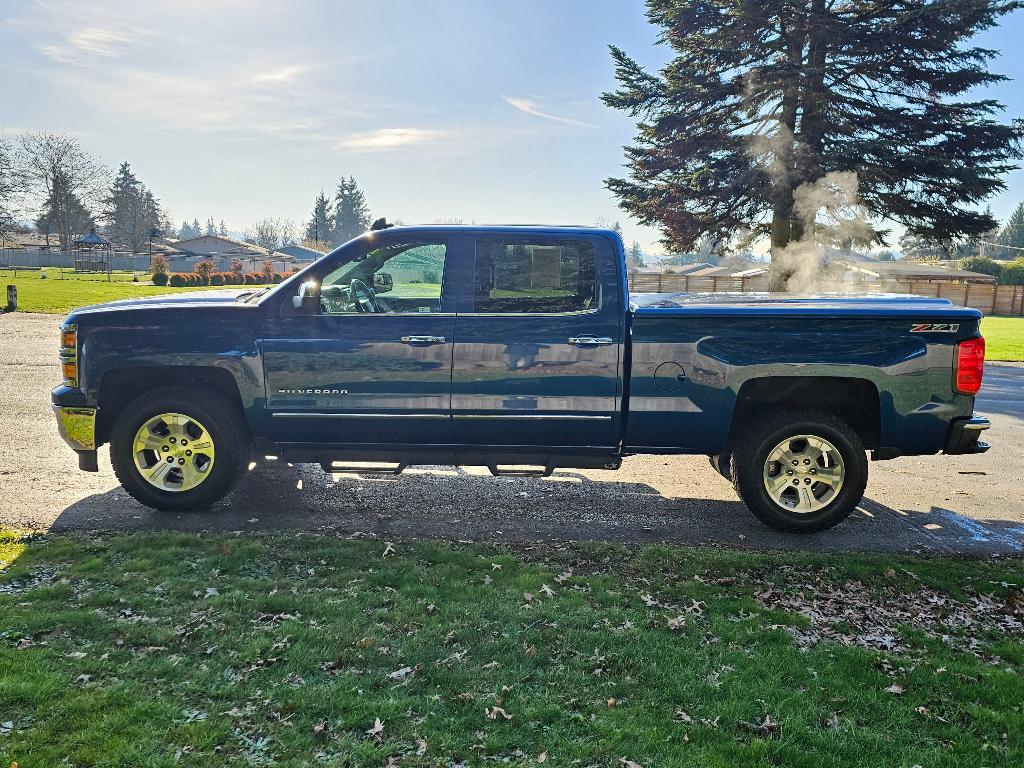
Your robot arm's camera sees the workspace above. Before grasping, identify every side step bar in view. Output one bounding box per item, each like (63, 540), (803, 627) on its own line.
(321, 461), (408, 475)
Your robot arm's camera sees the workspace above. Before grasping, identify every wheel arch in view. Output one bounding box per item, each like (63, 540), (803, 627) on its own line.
(728, 376), (881, 451)
(96, 365), (246, 446)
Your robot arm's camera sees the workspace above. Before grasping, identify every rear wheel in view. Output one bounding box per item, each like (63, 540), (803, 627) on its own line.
(731, 409), (867, 532)
(110, 387), (249, 511)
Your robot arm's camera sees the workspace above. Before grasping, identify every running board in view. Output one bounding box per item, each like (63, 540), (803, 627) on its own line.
(487, 463), (554, 478)
(321, 461), (407, 475)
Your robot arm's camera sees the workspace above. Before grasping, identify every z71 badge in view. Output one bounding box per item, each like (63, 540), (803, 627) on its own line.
(909, 323), (959, 333)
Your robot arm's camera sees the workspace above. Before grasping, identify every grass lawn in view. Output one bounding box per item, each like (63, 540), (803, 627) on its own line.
(1, 530), (1021, 766)
(982, 316), (1024, 362)
(0, 269), (221, 314)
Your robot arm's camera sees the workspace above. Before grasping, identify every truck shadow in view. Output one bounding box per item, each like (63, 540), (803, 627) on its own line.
(47, 458), (1024, 554)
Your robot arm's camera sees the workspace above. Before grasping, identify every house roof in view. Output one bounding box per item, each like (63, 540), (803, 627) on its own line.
(73, 230), (111, 246)
(277, 244), (327, 261)
(840, 260), (995, 283)
(170, 235), (273, 257)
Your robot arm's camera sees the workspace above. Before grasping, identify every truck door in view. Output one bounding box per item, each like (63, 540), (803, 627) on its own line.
(261, 236), (459, 446)
(451, 234), (624, 449)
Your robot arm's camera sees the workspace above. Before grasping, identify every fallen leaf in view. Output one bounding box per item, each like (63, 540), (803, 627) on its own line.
(540, 584), (555, 597)
(491, 563), (502, 571)
(607, 698), (617, 708)
(312, 720), (328, 735)
(537, 751), (548, 763)
(485, 706), (512, 721)
(204, 587), (219, 598)
(885, 683), (906, 695)
(619, 759), (643, 768)
(366, 718), (385, 738)
(382, 542), (395, 557)
(523, 592), (534, 603)
(416, 738), (427, 756)
(389, 666), (415, 682)
(673, 708), (692, 723)
(525, 644), (536, 657)
(667, 616), (686, 631)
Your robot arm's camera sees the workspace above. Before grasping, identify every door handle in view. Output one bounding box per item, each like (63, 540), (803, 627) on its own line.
(568, 336), (614, 346)
(400, 335), (447, 344)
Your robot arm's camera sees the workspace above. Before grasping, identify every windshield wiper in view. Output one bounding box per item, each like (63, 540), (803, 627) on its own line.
(239, 287), (272, 304)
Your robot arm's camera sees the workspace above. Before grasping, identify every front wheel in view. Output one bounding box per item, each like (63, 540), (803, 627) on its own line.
(110, 386), (250, 511)
(730, 410), (868, 532)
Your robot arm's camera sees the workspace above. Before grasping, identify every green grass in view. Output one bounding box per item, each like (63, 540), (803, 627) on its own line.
(1, 530), (1022, 766)
(0, 269), (220, 314)
(982, 316), (1024, 362)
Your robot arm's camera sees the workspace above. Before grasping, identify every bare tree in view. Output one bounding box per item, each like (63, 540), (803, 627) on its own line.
(0, 133), (17, 244)
(279, 218), (299, 247)
(17, 132), (105, 250)
(252, 217), (283, 254)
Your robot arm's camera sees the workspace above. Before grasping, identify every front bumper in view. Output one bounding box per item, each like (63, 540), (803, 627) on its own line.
(943, 414), (991, 455)
(53, 405), (99, 471)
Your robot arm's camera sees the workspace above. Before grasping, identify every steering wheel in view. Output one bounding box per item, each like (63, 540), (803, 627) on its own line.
(349, 278), (382, 313)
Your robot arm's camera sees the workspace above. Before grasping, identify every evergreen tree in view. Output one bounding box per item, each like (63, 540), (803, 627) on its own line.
(998, 202), (1024, 254)
(331, 176), (371, 246)
(191, 218), (202, 237)
(628, 240), (645, 269)
(102, 161), (164, 251)
(179, 219), (200, 239)
(36, 177), (94, 248)
(218, 219), (228, 236)
(305, 189), (333, 244)
(205, 217), (216, 236)
(603, 0), (1023, 288)
(899, 232), (953, 261)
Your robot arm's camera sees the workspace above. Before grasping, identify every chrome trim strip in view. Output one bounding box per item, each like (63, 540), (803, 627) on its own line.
(271, 412), (449, 419)
(453, 414), (612, 420)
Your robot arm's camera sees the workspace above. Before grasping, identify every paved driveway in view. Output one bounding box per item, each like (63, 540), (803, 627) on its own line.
(2, 311), (1022, 554)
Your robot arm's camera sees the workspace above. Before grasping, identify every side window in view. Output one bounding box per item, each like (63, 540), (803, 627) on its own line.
(320, 243), (446, 314)
(473, 239), (598, 313)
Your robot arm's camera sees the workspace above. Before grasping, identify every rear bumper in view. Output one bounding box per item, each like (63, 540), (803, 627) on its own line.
(943, 414), (991, 455)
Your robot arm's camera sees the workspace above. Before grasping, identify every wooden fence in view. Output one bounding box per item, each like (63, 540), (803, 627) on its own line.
(627, 272), (1024, 316)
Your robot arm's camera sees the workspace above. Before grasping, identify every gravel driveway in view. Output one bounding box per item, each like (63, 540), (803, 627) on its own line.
(2, 311), (1022, 554)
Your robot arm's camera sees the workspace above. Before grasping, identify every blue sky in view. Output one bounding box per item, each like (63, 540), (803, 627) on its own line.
(1, 0), (1022, 255)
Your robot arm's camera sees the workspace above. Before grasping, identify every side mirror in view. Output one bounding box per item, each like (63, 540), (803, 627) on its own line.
(291, 280), (320, 312)
(373, 272), (393, 293)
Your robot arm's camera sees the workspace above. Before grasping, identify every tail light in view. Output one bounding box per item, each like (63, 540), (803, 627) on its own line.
(953, 336), (984, 395)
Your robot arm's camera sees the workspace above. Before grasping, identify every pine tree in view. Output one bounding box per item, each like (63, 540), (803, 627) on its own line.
(103, 161), (142, 249)
(205, 217), (216, 236)
(603, 0), (1023, 287)
(305, 190), (333, 244)
(192, 218), (202, 237)
(218, 220), (228, 236)
(998, 202), (1024, 253)
(331, 176), (371, 246)
(628, 240), (645, 269)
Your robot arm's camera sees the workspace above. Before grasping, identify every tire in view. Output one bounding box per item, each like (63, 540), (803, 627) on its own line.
(109, 386), (250, 511)
(730, 409), (867, 533)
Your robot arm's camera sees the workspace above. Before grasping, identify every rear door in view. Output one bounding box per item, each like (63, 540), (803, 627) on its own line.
(450, 234), (624, 448)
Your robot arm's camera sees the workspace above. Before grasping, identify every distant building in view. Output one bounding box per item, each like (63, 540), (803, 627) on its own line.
(276, 244), (327, 261)
(170, 235), (273, 259)
(840, 261), (994, 284)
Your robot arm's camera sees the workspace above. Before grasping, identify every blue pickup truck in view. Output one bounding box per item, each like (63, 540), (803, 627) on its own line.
(52, 225), (990, 532)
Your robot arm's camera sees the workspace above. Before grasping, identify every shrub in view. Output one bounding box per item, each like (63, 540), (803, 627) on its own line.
(193, 260), (213, 286)
(271, 272), (284, 284)
(150, 254), (169, 281)
(996, 258), (1024, 285)
(261, 261), (274, 281)
(152, 272), (169, 286)
(230, 259), (244, 278)
(243, 273), (257, 285)
(210, 273), (225, 286)
(168, 273), (186, 287)
(957, 256), (1003, 278)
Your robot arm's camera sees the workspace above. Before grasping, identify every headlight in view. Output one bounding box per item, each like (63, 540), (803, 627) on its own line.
(59, 323), (78, 387)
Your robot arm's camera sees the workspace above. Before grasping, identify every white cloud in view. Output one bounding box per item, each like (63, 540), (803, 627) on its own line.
(502, 95), (595, 129)
(39, 25), (141, 64)
(335, 128), (446, 153)
(249, 65), (306, 84)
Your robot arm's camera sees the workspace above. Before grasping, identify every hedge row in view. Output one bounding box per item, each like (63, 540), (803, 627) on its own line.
(154, 271), (296, 287)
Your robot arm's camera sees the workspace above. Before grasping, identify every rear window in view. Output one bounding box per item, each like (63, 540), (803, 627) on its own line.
(473, 238), (597, 313)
